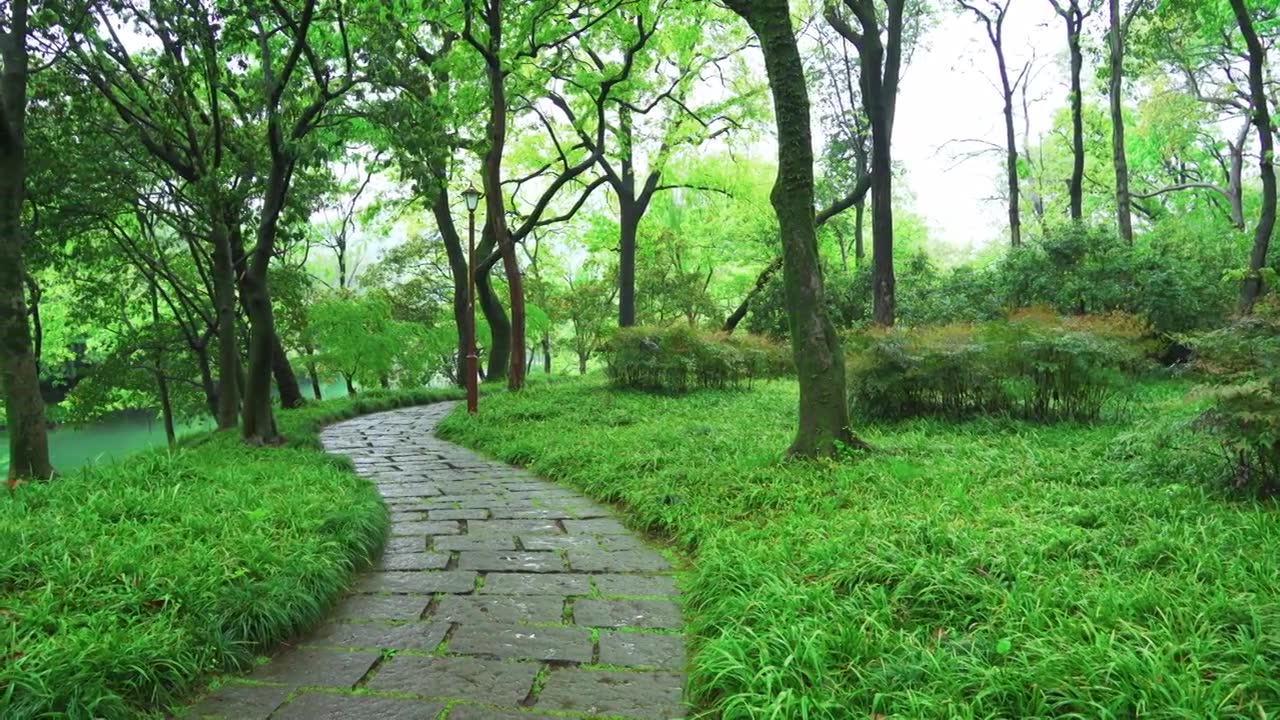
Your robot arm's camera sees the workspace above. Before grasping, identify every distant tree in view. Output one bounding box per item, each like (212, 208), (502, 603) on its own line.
(1047, 0), (1102, 222)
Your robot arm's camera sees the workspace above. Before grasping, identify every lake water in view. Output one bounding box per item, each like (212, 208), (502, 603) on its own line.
(0, 379), (351, 476)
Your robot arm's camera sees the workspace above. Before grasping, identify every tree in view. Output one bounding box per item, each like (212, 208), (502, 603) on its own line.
(1048, 0), (1100, 222)
(240, 0), (357, 443)
(957, 0), (1026, 247)
(725, 0), (868, 458)
(0, 0), (55, 481)
(1229, 0), (1275, 314)
(825, 0), (908, 326)
(1108, 0), (1146, 243)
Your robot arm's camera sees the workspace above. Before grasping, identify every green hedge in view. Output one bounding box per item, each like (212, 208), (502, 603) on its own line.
(847, 310), (1149, 422)
(603, 325), (791, 392)
(0, 387), (461, 719)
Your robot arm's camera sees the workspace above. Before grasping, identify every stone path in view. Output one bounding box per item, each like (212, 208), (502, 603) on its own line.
(187, 403), (687, 720)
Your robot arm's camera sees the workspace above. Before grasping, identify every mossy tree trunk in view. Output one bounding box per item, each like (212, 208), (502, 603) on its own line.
(724, 0), (868, 458)
(0, 0), (54, 482)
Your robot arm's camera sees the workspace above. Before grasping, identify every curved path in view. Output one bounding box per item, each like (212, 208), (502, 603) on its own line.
(188, 403), (687, 720)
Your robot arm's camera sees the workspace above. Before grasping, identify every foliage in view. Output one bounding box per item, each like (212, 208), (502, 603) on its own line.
(847, 310), (1150, 422)
(0, 389), (462, 719)
(1185, 300), (1280, 496)
(603, 325), (790, 392)
(438, 376), (1280, 719)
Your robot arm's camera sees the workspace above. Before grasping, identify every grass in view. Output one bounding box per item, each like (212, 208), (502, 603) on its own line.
(0, 387), (462, 719)
(437, 375), (1280, 719)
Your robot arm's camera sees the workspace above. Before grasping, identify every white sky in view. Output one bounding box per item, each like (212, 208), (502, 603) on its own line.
(891, 1), (1068, 253)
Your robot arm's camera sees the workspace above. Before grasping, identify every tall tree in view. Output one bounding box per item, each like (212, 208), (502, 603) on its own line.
(1048, 0), (1099, 222)
(1230, 0), (1275, 314)
(725, 0), (867, 458)
(957, 0), (1025, 247)
(0, 0), (54, 481)
(240, 0), (356, 443)
(825, 0), (907, 326)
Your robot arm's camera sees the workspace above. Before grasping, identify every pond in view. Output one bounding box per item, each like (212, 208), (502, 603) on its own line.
(1, 379), (351, 476)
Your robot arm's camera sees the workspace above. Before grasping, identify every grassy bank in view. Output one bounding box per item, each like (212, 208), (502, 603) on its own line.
(0, 388), (461, 719)
(437, 376), (1280, 718)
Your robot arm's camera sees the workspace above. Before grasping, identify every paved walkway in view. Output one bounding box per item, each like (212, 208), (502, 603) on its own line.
(188, 403), (687, 720)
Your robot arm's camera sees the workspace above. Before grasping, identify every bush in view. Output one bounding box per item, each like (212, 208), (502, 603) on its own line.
(847, 311), (1149, 422)
(603, 325), (790, 392)
(1185, 300), (1280, 495)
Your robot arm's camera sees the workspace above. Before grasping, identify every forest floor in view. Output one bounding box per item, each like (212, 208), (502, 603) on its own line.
(437, 374), (1280, 718)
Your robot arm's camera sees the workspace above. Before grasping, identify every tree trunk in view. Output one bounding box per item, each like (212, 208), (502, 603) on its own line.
(0, 0), (53, 482)
(149, 282), (176, 447)
(195, 341), (219, 418)
(542, 333), (551, 373)
(344, 373), (356, 396)
(307, 355), (322, 401)
(476, 230), (511, 382)
(578, 354), (587, 375)
(726, 0), (865, 458)
(270, 331), (304, 408)
(994, 23), (1021, 247)
(618, 200), (640, 327)
(868, 74), (896, 326)
(430, 176), (471, 387)
(1231, 0), (1275, 314)
(853, 199), (866, 264)
(1109, 0), (1133, 242)
(241, 163), (288, 444)
(1065, 7), (1086, 221)
(209, 211), (241, 430)
(479, 0), (526, 391)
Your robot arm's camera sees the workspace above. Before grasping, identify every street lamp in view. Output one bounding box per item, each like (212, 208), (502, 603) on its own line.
(461, 184), (482, 415)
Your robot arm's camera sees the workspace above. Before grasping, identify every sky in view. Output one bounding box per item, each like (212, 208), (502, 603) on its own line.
(891, 1), (1069, 254)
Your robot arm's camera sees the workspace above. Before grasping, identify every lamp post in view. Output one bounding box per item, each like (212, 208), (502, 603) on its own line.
(460, 184), (482, 414)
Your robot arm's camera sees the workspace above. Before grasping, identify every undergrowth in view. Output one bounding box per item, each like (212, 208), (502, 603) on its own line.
(438, 376), (1280, 719)
(0, 387), (462, 719)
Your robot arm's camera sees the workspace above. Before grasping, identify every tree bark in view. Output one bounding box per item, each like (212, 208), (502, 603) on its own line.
(430, 175), (471, 387)
(618, 200), (640, 327)
(726, 0), (866, 458)
(1109, 0), (1134, 242)
(1231, 0), (1275, 314)
(270, 331), (303, 408)
(149, 283), (176, 447)
(0, 0), (53, 482)
(209, 209), (242, 430)
(995, 17), (1021, 246)
(476, 231), (511, 381)
(344, 373), (356, 396)
(854, 198), (866, 263)
(542, 333), (551, 373)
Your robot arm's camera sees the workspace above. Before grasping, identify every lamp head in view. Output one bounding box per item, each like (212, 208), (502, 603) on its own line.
(462, 184), (482, 212)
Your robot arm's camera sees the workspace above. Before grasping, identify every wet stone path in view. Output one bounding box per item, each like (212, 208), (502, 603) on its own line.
(187, 403), (687, 720)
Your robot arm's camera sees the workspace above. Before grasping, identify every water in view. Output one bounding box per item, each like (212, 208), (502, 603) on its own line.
(0, 379), (376, 476)
(0, 413), (214, 476)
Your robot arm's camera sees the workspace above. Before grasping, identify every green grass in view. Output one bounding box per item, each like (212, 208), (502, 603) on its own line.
(0, 387), (461, 719)
(437, 376), (1280, 719)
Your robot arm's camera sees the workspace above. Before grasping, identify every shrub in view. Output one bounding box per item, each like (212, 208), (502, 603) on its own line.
(845, 324), (1004, 419)
(604, 325), (789, 392)
(1185, 300), (1280, 495)
(847, 311), (1149, 422)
